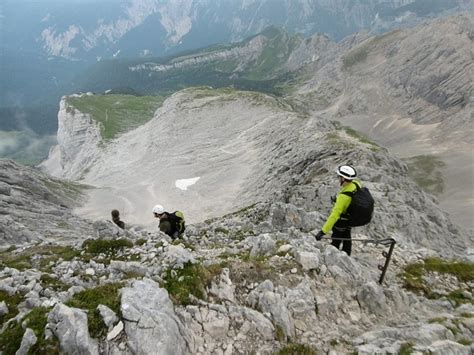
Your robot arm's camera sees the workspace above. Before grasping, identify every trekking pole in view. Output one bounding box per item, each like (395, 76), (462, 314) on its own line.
(320, 237), (396, 285)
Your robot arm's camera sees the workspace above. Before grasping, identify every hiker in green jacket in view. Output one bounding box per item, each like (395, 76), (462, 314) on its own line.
(152, 204), (185, 239)
(314, 165), (361, 256)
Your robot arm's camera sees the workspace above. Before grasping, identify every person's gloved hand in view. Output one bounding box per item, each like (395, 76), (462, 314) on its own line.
(330, 194), (337, 203)
(315, 230), (325, 241)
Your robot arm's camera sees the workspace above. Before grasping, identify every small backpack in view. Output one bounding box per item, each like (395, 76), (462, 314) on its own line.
(342, 183), (374, 227)
(168, 211), (186, 236)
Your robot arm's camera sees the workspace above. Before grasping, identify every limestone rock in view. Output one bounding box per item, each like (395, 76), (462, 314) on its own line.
(15, 328), (37, 355)
(48, 303), (99, 355)
(357, 281), (388, 316)
(0, 301), (8, 316)
(208, 268), (236, 303)
(121, 278), (186, 355)
(97, 304), (118, 329)
(294, 250), (320, 271)
(428, 340), (470, 355)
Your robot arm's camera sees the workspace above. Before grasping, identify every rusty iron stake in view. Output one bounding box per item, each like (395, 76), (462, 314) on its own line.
(319, 236), (397, 285)
(378, 238), (396, 284)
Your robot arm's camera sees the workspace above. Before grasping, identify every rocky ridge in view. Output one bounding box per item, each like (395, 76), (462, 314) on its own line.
(0, 206), (473, 354)
(292, 12), (474, 228)
(0, 160), (93, 246)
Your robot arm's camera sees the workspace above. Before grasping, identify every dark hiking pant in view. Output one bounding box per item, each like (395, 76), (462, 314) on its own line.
(331, 219), (352, 256)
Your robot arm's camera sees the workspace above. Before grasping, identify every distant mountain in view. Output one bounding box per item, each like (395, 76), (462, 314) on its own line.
(1, 0), (471, 107)
(74, 26), (328, 95)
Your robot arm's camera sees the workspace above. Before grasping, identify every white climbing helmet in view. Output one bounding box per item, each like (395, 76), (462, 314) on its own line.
(336, 165), (357, 180)
(152, 204), (165, 215)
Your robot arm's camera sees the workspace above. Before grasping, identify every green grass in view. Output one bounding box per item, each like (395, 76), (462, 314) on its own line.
(39, 274), (69, 292)
(246, 28), (302, 80)
(42, 178), (86, 201)
(65, 283), (123, 338)
(398, 342), (415, 355)
(0, 245), (81, 272)
(327, 122), (382, 151)
(0, 320), (24, 354)
(82, 238), (133, 255)
(422, 258), (474, 282)
(25, 307), (60, 354)
(0, 306), (59, 355)
(275, 343), (317, 355)
(275, 325), (286, 342)
(162, 262), (223, 305)
(0, 291), (23, 325)
(403, 155), (445, 196)
(214, 227), (229, 235)
(66, 94), (165, 140)
(400, 258), (474, 305)
(38, 245), (82, 271)
(458, 338), (472, 346)
(428, 317), (447, 324)
(342, 126), (380, 149)
(134, 238), (147, 246)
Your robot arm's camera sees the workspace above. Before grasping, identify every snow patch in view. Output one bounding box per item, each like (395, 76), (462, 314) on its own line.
(175, 177), (200, 191)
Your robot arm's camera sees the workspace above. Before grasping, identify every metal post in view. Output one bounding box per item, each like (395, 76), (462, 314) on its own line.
(378, 239), (396, 284)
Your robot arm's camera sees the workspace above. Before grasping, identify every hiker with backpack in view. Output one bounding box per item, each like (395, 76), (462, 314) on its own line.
(152, 204), (186, 239)
(314, 165), (374, 256)
(111, 209), (125, 229)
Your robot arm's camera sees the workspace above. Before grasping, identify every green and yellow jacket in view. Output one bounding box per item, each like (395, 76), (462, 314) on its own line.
(322, 179), (361, 234)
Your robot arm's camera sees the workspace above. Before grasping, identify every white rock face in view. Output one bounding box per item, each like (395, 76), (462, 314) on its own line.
(41, 96), (102, 180)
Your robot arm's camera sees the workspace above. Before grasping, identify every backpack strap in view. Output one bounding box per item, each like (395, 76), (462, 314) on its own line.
(341, 182), (359, 197)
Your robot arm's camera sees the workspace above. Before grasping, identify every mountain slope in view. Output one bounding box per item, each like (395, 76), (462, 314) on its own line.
(0, 160), (93, 245)
(293, 13), (474, 227)
(75, 27), (331, 95)
(62, 13), (474, 229)
(41, 87), (470, 255)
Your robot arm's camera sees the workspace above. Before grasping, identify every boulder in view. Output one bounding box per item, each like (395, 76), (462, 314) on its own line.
(48, 303), (99, 355)
(121, 278), (186, 355)
(15, 328), (37, 355)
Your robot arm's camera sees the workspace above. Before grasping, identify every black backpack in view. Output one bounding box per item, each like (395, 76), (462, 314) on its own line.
(342, 183), (374, 227)
(168, 211), (186, 236)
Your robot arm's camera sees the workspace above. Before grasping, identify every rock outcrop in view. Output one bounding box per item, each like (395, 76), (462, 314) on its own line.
(39, 94), (102, 180)
(0, 159), (93, 245)
(0, 210), (472, 354)
(295, 13), (474, 228)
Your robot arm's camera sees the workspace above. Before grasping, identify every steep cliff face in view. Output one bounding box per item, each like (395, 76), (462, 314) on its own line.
(40, 95), (103, 180)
